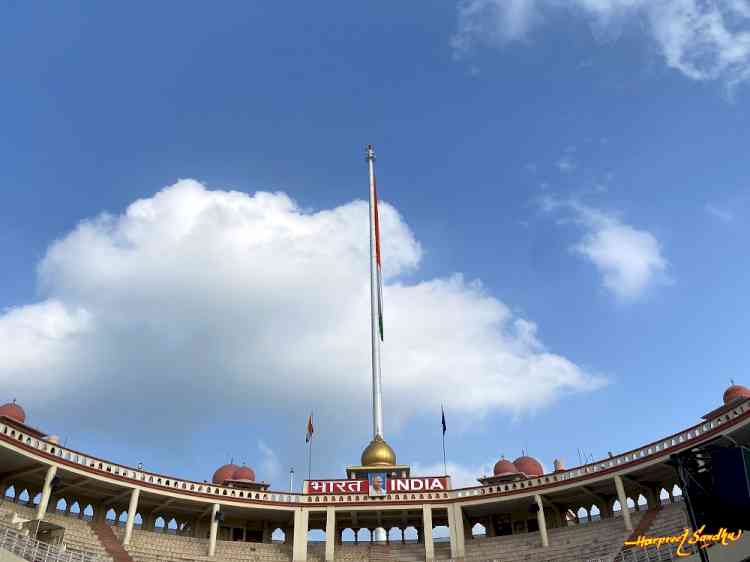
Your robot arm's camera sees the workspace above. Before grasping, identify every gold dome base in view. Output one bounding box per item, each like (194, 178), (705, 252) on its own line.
(361, 435), (397, 467)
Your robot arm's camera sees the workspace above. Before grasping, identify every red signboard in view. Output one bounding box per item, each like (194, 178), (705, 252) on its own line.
(305, 477), (449, 495)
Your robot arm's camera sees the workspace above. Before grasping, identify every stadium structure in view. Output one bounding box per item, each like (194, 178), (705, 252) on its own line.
(2, 147), (750, 562)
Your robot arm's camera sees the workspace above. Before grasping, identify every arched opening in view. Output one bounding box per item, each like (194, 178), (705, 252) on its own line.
(155, 516), (166, 531)
(626, 497), (636, 512)
(387, 527), (401, 543)
(471, 522), (486, 538)
(590, 505), (601, 521)
(119, 511), (128, 526)
(70, 501), (81, 516)
(659, 488), (670, 505)
(3, 485), (16, 501)
(637, 494), (648, 510)
(356, 528), (372, 543)
(135, 513), (143, 529)
(167, 517), (178, 533)
(83, 504), (94, 520)
(272, 527), (286, 543)
(576, 507), (588, 524)
(403, 526), (418, 542)
(307, 528), (324, 542)
(672, 484), (683, 499)
(340, 528), (355, 543)
(55, 498), (67, 513)
(106, 508), (116, 523)
(18, 490), (30, 504)
(433, 525), (450, 540)
(612, 499), (622, 516)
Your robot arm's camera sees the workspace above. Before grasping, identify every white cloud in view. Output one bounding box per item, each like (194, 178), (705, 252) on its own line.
(543, 199), (669, 299)
(452, 0), (750, 88)
(0, 180), (604, 439)
(706, 203), (734, 222)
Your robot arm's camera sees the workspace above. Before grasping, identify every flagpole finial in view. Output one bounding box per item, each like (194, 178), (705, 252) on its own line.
(365, 144), (375, 162)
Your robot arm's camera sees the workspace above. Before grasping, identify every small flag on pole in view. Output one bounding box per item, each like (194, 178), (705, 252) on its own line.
(441, 405), (447, 435)
(305, 413), (314, 443)
(373, 176), (384, 341)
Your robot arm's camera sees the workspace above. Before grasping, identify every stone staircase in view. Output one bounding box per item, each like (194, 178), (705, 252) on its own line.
(369, 544), (394, 562)
(91, 522), (135, 562)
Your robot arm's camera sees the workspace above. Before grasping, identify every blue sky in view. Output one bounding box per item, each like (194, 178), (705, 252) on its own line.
(2, 1), (750, 491)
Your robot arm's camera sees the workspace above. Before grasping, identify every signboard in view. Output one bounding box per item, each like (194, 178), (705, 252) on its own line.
(306, 477), (449, 495)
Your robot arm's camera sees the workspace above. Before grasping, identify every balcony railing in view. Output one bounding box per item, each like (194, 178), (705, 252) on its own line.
(0, 526), (105, 562)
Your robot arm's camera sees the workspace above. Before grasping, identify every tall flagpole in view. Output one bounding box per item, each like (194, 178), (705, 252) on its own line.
(366, 144), (384, 440)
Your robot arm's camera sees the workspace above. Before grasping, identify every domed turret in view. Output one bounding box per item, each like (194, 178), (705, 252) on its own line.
(212, 463), (239, 484)
(514, 456), (544, 477)
(553, 458), (565, 472)
(361, 435), (396, 467)
(723, 384), (750, 405)
(233, 466), (256, 481)
(493, 458), (517, 476)
(0, 400), (26, 424)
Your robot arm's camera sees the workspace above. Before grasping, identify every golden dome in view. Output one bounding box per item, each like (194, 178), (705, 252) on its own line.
(361, 435), (396, 467)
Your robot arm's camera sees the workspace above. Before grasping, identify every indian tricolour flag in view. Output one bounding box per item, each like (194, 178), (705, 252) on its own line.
(373, 176), (384, 341)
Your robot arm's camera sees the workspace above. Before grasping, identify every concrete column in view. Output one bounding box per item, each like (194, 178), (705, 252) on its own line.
(35, 465), (58, 521)
(422, 505), (434, 562)
(354, 528), (359, 544)
(448, 504), (466, 560)
(292, 509), (308, 562)
(614, 475), (633, 532)
(123, 488), (140, 546)
(534, 495), (549, 548)
(325, 506), (335, 562)
(208, 504), (220, 557)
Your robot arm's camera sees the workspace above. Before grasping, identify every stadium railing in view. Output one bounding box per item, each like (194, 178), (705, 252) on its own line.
(0, 526), (105, 562)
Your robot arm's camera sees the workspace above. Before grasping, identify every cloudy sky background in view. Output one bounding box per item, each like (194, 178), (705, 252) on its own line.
(2, 1), (750, 490)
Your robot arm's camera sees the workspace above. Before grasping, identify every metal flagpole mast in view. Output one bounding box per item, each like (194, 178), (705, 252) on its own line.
(366, 144), (384, 440)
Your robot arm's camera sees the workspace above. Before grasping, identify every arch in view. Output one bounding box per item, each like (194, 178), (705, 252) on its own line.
(167, 517), (178, 533)
(387, 526), (401, 542)
(672, 484), (683, 498)
(135, 513), (143, 528)
(155, 516), (166, 530)
(433, 525), (450, 540)
(637, 494), (648, 509)
(590, 505), (601, 521)
(356, 528), (372, 543)
(272, 527), (286, 543)
(55, 498), (67, 512)
(3, 484), (16, 500)
(612, 499), (622, 515)
(70, 501), (81, 515)
(340, 528), (356, 543)
(403, 525), (418, 542)
(106, 508), (117, 523)
(119, 511), (128, 525)
(659, 487), (670, 505)
(626, 497), (636, 510)
(471, 522), (486, 537)
(83, 504), (94, 520)
(18, 489), (30, 504)
(576, 506), (588, 523)
(32, 492), (42, 506)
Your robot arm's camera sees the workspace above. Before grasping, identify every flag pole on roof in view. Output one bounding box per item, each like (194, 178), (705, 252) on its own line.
(366, 144), (385, 440)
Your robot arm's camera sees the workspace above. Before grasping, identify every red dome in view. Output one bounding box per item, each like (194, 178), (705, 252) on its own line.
(493, 459), (517, 476)
(233, 466), (256, 481)
(723, 384), (750, 405)
(212, 463), (239, 484)
(0, 401), (26, 424)
(513, 456), (544, 477)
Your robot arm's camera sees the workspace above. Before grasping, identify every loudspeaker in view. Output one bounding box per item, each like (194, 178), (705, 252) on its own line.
(712, 446), (750, 510)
